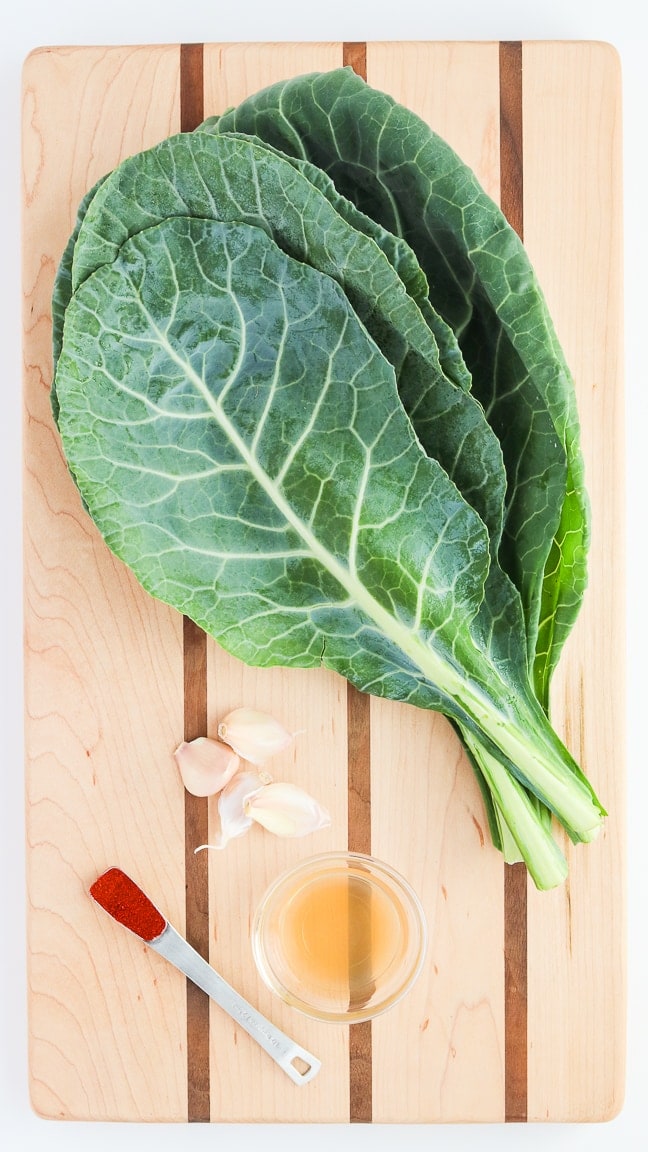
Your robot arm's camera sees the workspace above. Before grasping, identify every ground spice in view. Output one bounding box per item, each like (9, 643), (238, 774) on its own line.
(90, 867), (166, 942)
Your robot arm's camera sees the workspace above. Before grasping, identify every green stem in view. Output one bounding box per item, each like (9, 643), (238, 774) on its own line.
(460, 726), (569, 891)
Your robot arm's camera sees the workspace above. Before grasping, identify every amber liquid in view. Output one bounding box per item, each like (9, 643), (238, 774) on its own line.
(277, 869), (406, 1011)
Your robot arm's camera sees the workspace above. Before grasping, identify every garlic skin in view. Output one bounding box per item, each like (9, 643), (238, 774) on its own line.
(195, 769), (268, 851)
(174, 737), (240, 797)
(244, 782), (331, 838)
(217, 707), (294, 765)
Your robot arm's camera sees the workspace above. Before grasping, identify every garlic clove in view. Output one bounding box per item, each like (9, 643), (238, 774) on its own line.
(244, 781), (331, 838)
(174, 737), (240, 797)
(217, 707), (294, 765)
(195, 769), (267, 852)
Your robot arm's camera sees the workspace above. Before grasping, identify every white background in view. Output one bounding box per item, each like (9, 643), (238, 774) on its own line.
(2, 1), (645, 1148)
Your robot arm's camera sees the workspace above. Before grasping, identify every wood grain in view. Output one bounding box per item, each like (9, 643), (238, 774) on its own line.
(522, 42), (625, 1122)
(22, 44), (188, 1121)
(203, 41), (342, 114)
(22, 40), (624, 1124)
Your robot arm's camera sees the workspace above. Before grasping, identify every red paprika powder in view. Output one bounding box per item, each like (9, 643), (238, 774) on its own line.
(90, 867), (166, 941)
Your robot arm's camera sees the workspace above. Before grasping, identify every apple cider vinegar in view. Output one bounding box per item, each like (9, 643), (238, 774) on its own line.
(278, 867), (404, 1008)
(252, 853), (427, 1022)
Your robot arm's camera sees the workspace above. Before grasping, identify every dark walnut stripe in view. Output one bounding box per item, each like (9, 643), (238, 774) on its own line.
(346, 683), (372, 1123)
(499, 41), (524, 240)
(183, 617), (210, 1122)
(343, 39), (373, 1129)
(180, 42), (210, 1125)
(504, 864), (528, 1121)
(346, 684), (372, 858)
(180, 43), (205, 134)
(499, 39), (529, 1125)
(343, 41), (366, 82)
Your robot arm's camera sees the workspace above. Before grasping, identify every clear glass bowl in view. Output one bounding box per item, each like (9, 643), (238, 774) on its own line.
(251, 851), (427, 1023)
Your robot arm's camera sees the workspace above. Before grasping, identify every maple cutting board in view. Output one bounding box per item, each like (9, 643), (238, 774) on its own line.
(22, 40), (625, 1124)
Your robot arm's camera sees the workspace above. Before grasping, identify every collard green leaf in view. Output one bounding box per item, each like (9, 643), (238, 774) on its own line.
(58, 215), (492, 703)
(210, 67), (590, 701)
(197, 123), (472, 395)
(54, 215), (603, 845)
(64, 130), (506, 554)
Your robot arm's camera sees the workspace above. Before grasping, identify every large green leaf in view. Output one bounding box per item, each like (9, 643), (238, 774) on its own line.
(197, 124), (472, 395)
(57, 133), (539, 830)
(65, 130), (507, 554)
(209, 67), (590, 702)
(54, 214), (603, 845)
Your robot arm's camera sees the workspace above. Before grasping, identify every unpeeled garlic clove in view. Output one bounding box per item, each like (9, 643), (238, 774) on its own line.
(217, 707), (294, 765)
(244, 782), (331, 838)
(195, 769), (268, 852)
(174, 737), (240, 797)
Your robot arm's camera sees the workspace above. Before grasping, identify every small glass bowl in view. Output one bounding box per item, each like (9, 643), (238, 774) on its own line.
(251, 851), (427, 1023)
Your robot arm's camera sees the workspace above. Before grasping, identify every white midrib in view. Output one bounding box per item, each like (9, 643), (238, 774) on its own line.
(152, 322), (467, 691)
(150, 325), (602, 834)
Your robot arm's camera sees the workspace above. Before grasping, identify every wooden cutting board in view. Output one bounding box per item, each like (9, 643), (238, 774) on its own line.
(22, 40), (625, 1124)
